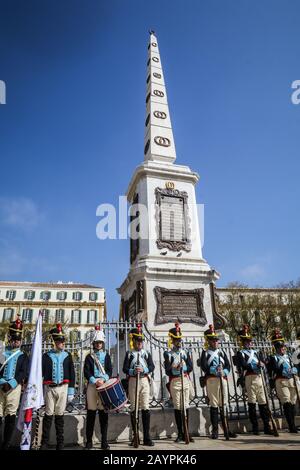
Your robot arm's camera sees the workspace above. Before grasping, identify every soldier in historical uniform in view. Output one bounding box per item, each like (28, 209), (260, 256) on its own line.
(199, 325), (237, 439)
(123, 324), (155, 446)
(267, 329), (299, 433)
(236, 325), (273, 435)
(40, 323), (75, 450)
(0, 317), (28, 450)
(84, 325), (112, 450)
(163, 323), (194, 442)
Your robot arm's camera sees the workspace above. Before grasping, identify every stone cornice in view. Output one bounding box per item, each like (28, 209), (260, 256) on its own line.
(126, 162), (199, 202)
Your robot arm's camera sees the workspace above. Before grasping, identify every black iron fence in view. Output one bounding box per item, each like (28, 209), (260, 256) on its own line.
(23, 321), (298, 420)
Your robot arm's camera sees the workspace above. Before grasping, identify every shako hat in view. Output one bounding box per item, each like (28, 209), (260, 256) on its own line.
(49, 323), (65, 342)
(204, 324), (218, 340)
(8, 317), (23, 341)
(238, 324), (253, 341)
(129, 323), (144, 350)
(129, 323), (144, 340)
(168, 322), (182, 341)
(271, 328), (285, 347)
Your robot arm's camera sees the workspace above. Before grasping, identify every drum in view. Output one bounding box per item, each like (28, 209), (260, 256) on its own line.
(97, 377), (127, 412)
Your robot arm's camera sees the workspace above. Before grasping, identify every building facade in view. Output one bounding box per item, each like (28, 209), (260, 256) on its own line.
(215, 287), (300, 340)
(0, 281), (106, 341)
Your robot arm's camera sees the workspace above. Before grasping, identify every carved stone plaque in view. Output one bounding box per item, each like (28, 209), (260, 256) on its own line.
(154, 287), (206, 325)
(155, 187), (191, 252)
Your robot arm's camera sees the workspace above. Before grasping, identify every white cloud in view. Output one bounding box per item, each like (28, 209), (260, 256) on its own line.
(0, 197), (42, 231)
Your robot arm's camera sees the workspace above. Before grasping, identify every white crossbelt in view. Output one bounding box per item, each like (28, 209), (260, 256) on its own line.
(0, 349), (21, 373)
(243, 350), (258, 365)
(207, 349), (222, 366)
(276, 355), (290, 368)
(91, 352), (106, 376)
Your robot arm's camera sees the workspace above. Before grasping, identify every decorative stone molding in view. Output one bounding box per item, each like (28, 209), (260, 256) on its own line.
(210, 282), (227, 330)
(154, 136), (170, 147)
(153, 89), (164, 97)
(154, 110), (167, 119)
(136, 280), (145, 312)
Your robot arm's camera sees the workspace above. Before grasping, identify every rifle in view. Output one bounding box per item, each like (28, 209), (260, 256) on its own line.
(133, 352), (140, 448)
(180, 352), (190, 445)
(260, 364), (279, 437)
(218, 364), (230, 440)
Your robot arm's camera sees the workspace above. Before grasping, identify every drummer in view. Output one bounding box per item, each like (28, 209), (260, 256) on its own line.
(84, 325), (112, 450)
(123, 323), (155, 446)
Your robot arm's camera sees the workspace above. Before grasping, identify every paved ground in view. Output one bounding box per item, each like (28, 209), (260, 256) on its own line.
(62, 432), (300, 451)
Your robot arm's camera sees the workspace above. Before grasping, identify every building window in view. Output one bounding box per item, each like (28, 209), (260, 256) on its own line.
(73, 292), (82, 301)
(89, 292), (98, 301)
(6, 290), (16, 301)
(24, 290), (35, 300)
(40, 291), (51, 301)
(71, 309), (81, 324)
(42, 309), (50, 323)
(87, 310), (97, 324)
(22, 309), (33, 323)
(57, 291), (67, 301)
(55, 309), (64, 323)
(2, 308), (14, 322)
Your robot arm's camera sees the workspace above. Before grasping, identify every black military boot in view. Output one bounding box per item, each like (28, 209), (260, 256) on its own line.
(258, 404), (273, 435)
(290, 405), (298, 433)
(174, 409), (184, 442)
(283, 402), (297, 433)
(210, 407), (219, 439)
(55, 415), (64, 450)
(85, 410), (96, 449)
(142, 410), (154, 446)
(99, 410), (110, 450)
(2, 414), (16, 450)
(40, 414), (53, 450)
(185, 409), (195, 442)
(248, 403), (259, 435)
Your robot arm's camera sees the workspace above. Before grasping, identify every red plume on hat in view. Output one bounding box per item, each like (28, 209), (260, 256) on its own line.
(95, 325), (100, 331)
(56, 323), (62, 333)
(175, 322), (181, 335)
(15, 318), (22, 330)
(204, 324), (218, 339)
(274, 328), (281, 339)
(271, 328), (285, 344)
(137, 323), (142, 334)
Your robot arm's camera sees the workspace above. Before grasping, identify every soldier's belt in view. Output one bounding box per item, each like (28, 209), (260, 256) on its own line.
(44, 381), (69, 387)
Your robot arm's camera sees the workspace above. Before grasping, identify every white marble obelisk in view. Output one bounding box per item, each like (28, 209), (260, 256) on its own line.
(117, 32), (219, 338)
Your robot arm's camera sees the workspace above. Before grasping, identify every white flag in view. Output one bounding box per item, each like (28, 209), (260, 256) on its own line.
(17, 312), (44, 450)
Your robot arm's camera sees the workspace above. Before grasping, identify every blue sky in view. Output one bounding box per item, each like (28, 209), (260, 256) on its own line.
(0, 0), (299, 319)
